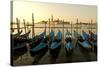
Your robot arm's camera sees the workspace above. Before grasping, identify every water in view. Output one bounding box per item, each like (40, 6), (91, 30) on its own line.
(13, 42), (97, 65)
(12, 23), (97, 38)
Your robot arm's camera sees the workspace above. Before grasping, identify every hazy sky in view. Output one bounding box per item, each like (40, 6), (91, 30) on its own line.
(12, 0), (97, 23)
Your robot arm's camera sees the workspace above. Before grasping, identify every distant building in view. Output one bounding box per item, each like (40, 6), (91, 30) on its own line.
(38, 20), (48, 24)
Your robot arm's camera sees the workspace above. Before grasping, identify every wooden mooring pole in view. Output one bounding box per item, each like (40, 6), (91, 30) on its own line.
(11, 22), (14, 33)
(63, 20), (64, 43)
(76, 18), (78, 32)
(32, 13), (35, 37)
(80, 21), (81, 34)
(27, 21), (29, 32)
(48, 18), (50, 43)
(54, 20), (55, 36)
(71, 21), (73, 36)
(44, 21), (46, 35)
(16, 18), (20, 33)
(23, 19), (26, 33)
(49, 18), (50, 35)
(91, 19), (93, 32)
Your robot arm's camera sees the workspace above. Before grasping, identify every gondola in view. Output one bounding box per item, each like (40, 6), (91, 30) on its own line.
(30, 34), (49, 57)
(12, 31), (47, 60)
(29, 31), (48, 49)
(11, 30), (31, 45)
(49, 30), (62, 56)
(88, 31), (97, 52)
(89, 40), (97, 53)
(78, 40), (92, 51)
(77, 31), (92, 51)
(11, 30), (31, 60)
(12, 42), (28, 59)
(49, 30), (54, 45)
(12, 30), (22, 37)
(65, 30), (73, 55)
(11, 30), (23, 45)
(19, 30), (31, 37)
(81, 30), (89, 41)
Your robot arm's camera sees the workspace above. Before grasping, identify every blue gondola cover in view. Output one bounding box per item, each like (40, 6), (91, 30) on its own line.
(50, 31), (54, 42)
(50, 42), (58, 49)
(79, 40), (91, 48)
(81, 32), (89, 40)
(57, 31), (62, 40)
(65, 42), (73, 49)
(31, 42), (47, 52)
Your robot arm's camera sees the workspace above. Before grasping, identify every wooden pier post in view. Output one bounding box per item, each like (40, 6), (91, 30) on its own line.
(16, 18), (20, 33)
(27, 21), (29, 32)
(71, 21), (73, 36)
(49, 18), (50, 34)
(32, 13), (35, 37)
(80, 22), (81, 34)
(44, 21), (46, 35)
(54, 20), (55, 36)
(89, 21), (91, 31)
(23, 19), (26, 33)
(63, 20), (64, 43)
(48, 18), (50, 43)
(11, 1), (14, 34)
(76, 18), (78, 32)
(11, 22), (14, 33)
(91, 19), (93, 32)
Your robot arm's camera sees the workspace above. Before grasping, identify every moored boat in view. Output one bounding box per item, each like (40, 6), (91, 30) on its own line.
(12, 43), (28, 57)
(88, 31), (97, 52)
(12, 30), (22, 37)
(49, 30), (62, 56)
(65, 37), (73, 55)
(77, 31), (92, 51)
(65, 30), (73, 55)
(29, 31), (48, 49)
(30, 35), (48, 57)
(11, 30), (31, 45)
(11, 30), (31, 60)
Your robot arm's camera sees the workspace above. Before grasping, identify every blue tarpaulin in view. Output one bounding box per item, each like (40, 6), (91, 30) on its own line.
(81, 32), (89, 40)
(31, 42), (47, 52)
(65, 42), (73, 49)
(50, 42), (58, 49)
(50, 31), (54, 42)
(79, 40), (91, 48)
(57, 31), (62, 40)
